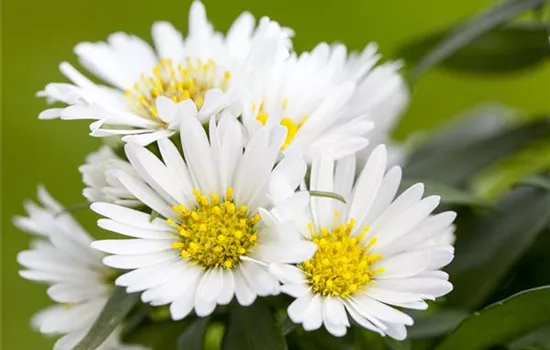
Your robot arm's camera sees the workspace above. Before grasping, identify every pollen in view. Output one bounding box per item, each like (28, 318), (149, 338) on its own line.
(125, 58), (231, 122)
(254, 98), (307, 150)
(299, 217), (383, 297)
(169, 187), (260, 269)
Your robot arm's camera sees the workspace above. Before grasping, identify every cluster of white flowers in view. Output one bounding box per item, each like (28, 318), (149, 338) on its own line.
(17, 1), (455, 349)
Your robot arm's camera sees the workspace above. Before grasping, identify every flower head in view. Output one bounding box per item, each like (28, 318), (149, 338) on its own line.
(14, 187), (142, 350)
(272, 145), (455, 339)
(242, 43), (407, 162)
(38, 1), (292, 145)
(80, 146), (140, 206)
(91, 99), (316, 320)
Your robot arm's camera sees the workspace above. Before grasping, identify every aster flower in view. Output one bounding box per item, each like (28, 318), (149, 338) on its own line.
(14, 187), (143, 350)
(271, 145), (455, 339)
(241, 42), (407, 161)
(80, 146), (140, 207)
(91, 99), (316, 320)
(38, 1), (292, 145)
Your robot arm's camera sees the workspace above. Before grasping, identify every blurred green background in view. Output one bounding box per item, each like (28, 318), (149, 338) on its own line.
(2, 0), (549, 348)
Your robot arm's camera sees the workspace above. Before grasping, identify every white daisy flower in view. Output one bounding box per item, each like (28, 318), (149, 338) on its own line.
(80, 146), (140, 207)
(14, 187), (143, 350)
(38, 1), (292, 145)
(241, 42), (407, 161)
(90, 99), (316, 320)
(271, 145), (455, 339)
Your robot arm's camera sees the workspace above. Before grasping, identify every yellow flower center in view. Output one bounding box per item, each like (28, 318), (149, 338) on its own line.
(125, 58), (231, 122)
(299, 217), (383, 297)
(254, 99), (307, 150)
(168, 187), (260, 269)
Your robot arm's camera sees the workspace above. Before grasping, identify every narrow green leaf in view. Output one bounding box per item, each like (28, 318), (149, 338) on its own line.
(149, 209), (160, 222)
(408, 310), (469, 339)
(400, 24), (550, 74)
(401, 179), (491, 208)
(308, 190), (346, 203)
(448, 187), (550, 309)
(471, 138), (550, 200)
(411, 0), (545, 81)
(438, 286), (550, 350)
(74, 287), (140, 350)
(518, 175), (550, 191)
(278, 315), (296, 336)
(405, 119), (550, 187)
(177, 317), (210, 350)
(223, 300), (287, 350)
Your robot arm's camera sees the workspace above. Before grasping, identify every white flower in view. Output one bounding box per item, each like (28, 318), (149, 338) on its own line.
(80, 146), (140, 207)
(90, 99), (316, 320)
(14, 187), (143, 350)
(38, 1), (292, 145)
(241, 42), (407, 161)
(271, 145), (455, 339)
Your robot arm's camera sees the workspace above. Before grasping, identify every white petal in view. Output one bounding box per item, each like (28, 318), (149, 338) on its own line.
(92, 239), (173, 255)
(254, 240), (316, 263)
(233, 268), (256, 306)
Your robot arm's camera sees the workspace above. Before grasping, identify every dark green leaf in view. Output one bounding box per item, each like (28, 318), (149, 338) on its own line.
(404, 119), (550, 187)
(509, 325), (550, 349)
(74, 287), (140, 350)
(438, 286), (550, 350)
(123, 320), (188, 349)
(177, 317), (210, 350)
(408, 309), (469, 339)
(518, 175), (550, 191)
(400, 24), (550, 74)
(401, 179), (491, 208)
(278, 315), (297, 336)
(448, 187), (550, 309)
(223, 300), (287, 350)
(410, 0), (546, 81)
(471, 138), (550, 200)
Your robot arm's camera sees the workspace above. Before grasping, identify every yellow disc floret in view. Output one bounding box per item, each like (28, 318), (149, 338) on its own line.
(254, 99), (307, 150)
(169, 187), (260, 269)
(125, 58), (231, 122)
(299, 217), (383, 297)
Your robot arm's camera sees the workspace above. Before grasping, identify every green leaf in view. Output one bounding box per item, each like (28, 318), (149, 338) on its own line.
(410, 0), (546, 81)
(471, 138), (550, 200)
(447, 187), (550, 309)
(519, 175), (550, 191)
(177, 317), (210, 350)
(509, 325), (550, 350)
(309, 190), (346, 203)
(437, 286), (550, 350)
(223, 300), (287, 350)
(74, 287), (140, 350)
(404, 119), (550, 187)
(149, 209), (160, 222)
(408, 310), (470, 339)
(400, 23), (550, 74)
(123, 320), (188, 349)
(401, 179), (491, 208)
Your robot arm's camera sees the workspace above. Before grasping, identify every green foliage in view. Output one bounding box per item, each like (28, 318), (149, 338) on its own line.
(400, 23), (550, 75)
(448, 187), (550, 309)
(177, 317), (210, 350)
(405, 118), (550, 188)
(408, 310), (469, 339)
(74, 287), (140, 350)
(438, 286), (550, 350)
(406, 0), (547, 81)
(471, 137), (550, 200)
(223, 301), (287, 350)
